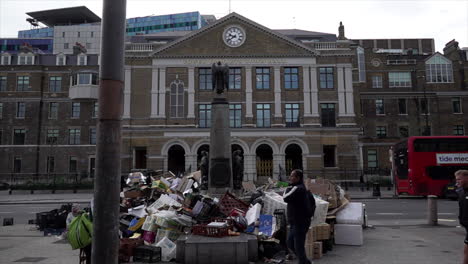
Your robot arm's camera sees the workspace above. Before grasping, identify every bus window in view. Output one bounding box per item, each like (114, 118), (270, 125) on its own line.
(426, 166), (468, 180)
(414, 138), (468, 152)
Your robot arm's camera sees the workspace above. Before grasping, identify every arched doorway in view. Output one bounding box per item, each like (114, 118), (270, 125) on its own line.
(196, 144), (210, 170)
(168, 145), (185, 177)
(256, 144), (273, 179)
(285, 144), (303, 175)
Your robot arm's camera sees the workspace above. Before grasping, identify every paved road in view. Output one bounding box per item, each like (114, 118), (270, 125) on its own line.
(0, 202), (90, 224)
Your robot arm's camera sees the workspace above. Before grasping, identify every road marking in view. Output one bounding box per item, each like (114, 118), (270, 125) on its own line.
(438, 219), (456, 222)
(438, 213), (455, 215)
(0, 212), (14, 214)
(375, 213), (405, 215)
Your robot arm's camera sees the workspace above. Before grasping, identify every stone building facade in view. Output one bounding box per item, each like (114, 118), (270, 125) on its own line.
(1, 12), (467, 183)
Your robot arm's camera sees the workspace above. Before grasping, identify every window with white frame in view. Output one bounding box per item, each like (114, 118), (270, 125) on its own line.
(56, 54), (66, 66)
(77, 54), (87, 66)
(453, 125), (465, 135)
(68, 129), (80, 145)
(198, 68), (212, 90)
(198, 104), (211, 128)
(46, 129), (59, 144)
(319, 67), (334, 89)
(371, 75), (382, 88)
(452, 97), (462, 114)
(17, 54), (34, 65)
(89, 128), (96, 144)
(388, 72), (411, 87)
(1, 54), (11, 65)
(375, 99), (385, 115)
(284, 67), (299, 89)
(72, 73), (98, 85)
(16, 102), (25, 118)
(256, 67), (270, 89)
(376, 126), (387, 138)
(229, 104), (242, 128)
(425, 54), (453, 83)
(92, 102), (98, 118)
(229, 68), (242, 90)
(367, 149), (378, 168)
(0, 76), (6, 91)
(71, 102), (80, 118)
(48, 102), (58, 119)
(170, 78), (184, 118)
(49, 76), (62, 92)
(357, 47), (366, 82)
(17, 76), (30, 91)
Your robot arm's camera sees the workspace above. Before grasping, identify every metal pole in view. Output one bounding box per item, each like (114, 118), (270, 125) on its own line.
(92, 0), (127, 263)
(427, 195), (438, 225)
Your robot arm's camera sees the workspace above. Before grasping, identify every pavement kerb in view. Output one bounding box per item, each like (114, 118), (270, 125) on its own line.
(0, 199), (91, 205)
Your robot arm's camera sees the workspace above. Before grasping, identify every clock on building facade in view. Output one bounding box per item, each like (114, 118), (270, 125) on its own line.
(223, 25), (246, 47)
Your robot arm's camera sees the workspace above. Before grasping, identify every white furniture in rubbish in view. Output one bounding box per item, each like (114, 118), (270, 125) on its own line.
(336, 202), (364, 225)
(334, 224), (363, 246)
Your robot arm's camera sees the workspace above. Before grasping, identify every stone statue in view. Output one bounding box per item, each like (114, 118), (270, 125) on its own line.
(211, 61), (229, 94)
(232, 150), (244, 189)
(199, 151), (209, 190)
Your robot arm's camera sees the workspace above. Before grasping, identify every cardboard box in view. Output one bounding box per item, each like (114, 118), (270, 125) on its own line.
(306, 227), (315, 244)
(313, 223), (331, 241)
(313, 241), (323, 259)
(334, 224), (363, 246)
(306, 179), (339, 209)
(305, 243), (314, 259)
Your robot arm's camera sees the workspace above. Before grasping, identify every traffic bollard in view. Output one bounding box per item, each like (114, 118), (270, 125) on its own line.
(427, 195), (438, 226)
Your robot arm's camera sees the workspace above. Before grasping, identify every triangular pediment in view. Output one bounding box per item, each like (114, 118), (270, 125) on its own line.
(151, 13), (317, 58)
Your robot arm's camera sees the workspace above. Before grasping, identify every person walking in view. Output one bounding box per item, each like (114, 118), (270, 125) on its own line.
(283, 169), (313, 264)
(456, 169), (468, 264)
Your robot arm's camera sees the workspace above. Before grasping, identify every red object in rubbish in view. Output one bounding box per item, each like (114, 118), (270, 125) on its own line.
(119, 238), (143, 263)
(229, 208), (246, 217)
(218, 191), (249, 216)
(142, 231), (156, 244)
(192, 224), (230, 237)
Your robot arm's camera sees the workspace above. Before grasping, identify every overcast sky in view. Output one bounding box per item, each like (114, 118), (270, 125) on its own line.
(0, 0), (467, 52)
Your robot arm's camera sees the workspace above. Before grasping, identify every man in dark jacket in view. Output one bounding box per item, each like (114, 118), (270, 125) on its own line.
(456, 170), (468, 264)
(283, 169), (312, 264)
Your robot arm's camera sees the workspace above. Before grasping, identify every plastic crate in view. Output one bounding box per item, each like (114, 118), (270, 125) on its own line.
(192, 224), (230, 237)
(133, 245), (161, 263)
(119, 238), (143, 263)
(218, 191), (249, 216)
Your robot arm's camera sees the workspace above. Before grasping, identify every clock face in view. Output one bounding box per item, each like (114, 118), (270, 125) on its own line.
(223, 26), (246, 47)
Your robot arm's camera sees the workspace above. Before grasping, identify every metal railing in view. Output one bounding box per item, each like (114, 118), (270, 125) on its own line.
(125, 43), (160, 52)
(0, 173), (93, 186)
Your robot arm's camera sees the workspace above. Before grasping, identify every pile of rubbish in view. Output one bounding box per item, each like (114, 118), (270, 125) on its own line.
(30, 169), (367, 263)
(115, 171), (367, 263)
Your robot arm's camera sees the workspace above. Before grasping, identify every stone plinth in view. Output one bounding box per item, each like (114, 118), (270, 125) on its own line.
(177, 233), (257, 264)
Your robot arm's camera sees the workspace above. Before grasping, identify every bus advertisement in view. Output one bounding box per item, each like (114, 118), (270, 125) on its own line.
(391, 136), (468, 197)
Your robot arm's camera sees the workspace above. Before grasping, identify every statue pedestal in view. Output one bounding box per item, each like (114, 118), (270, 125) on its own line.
(208, 97), (233, 193)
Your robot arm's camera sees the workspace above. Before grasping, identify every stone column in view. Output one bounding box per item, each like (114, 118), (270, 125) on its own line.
(243, 154), (256, 182)
(344, 66), (355, 116)
(158, 68), (166, 118)
(185, 154), (197, 173)
(337, 66), (346, 116)
(123, 67), (131, 118)
(310, 67), (319, 116)
(303, 66), (311, 116)
(187, 67), (195, 118)
(150, 68), (159, 118)
(273, 154), (283, 181)
(245, 67), (253, 118)
(208, 96), (233, 192)
(274, 66), (282, 118)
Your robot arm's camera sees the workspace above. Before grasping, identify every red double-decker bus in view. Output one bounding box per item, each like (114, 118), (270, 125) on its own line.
(391, 136), (468, 196)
